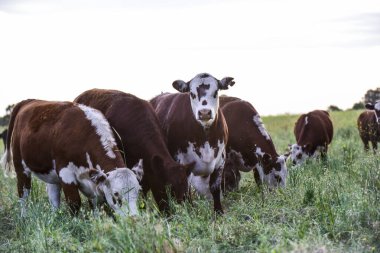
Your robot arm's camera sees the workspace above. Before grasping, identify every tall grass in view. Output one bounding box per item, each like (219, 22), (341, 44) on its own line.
(0, 110), (379, 252)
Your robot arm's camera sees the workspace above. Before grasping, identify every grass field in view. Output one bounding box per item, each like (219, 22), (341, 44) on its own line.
(0, 110), (379, 252)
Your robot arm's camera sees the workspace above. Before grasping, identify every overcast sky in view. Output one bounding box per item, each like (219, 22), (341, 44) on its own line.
(0, 0), (379, 116)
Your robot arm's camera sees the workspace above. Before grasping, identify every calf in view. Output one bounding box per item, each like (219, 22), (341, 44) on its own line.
(357, 101), (380, 153)
(1, 99), (142, 216)
(150, 73), (235, 214)
(219, 96), (288, 192)
(290, 110), (333, 165)
(74, 89), (194, 212)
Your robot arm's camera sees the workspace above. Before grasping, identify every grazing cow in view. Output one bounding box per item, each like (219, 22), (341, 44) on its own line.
(219, 96), (288, 192)
(150, 73), (235, 214)
(1, 99), (142, 216)
(74, 89), (194, 212)
(290, 110), (333, 165)
(0, 128), (7, 150)
(357, 101), (380, 153)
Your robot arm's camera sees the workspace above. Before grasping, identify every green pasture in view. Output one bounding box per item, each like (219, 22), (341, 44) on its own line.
(0, 110), (379, 252)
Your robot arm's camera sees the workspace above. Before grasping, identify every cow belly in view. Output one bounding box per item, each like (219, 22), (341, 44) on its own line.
(34, 170), (60, 184)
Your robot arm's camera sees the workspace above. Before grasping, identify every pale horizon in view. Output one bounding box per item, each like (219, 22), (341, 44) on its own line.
(0, 0), (379, 116)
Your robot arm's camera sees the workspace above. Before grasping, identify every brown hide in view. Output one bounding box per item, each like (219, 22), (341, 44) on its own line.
(220, 96), (282, 191)
(150, 92), (228, 213)
(7, 99), (125, 213)
(294, 110), (333, 155)
(74, 89), (192, 212)
(357, 110), (380, 152)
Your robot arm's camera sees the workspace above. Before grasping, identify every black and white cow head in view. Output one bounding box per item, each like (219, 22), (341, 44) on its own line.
(254, 146), (288, 188)
(289, 144), (310, 165)
(172, 73), (235, 128)
(366, 101), (380, 124)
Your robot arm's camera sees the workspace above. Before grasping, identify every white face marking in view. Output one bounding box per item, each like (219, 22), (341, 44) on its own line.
(305, 116), (309, 125)
(77, 104), (117, 158)
(290, 144), (309, 165)
(253, 115), (271, 140)
(21, 160), (31, 177)
(375, 102), (380, 111)
(188, 74), (220, 128)
(255, 146), (265, 157)
(102, 168), (141, 216)
(175, 140), (225, 176)
(46, 183), (61, 208)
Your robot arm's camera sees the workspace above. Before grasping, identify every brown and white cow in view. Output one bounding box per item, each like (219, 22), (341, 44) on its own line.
(290, 110), (333, 165)
(357, 101), (380, 153)
(74, 89), (194, 212)
(150, 73), (235, 214)
(219, 96), (288, 192)
(1, 99), (142, 216)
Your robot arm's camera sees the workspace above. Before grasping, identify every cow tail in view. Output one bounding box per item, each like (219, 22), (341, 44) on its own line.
(1, 99), (35, 172)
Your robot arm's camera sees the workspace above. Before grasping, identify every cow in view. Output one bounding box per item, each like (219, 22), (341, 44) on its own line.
(219, 96), (288, 192)
(357, 101), (380, 153)
(289, 110), (333, 165)
(0, 128), (7, 150)
(1, 99), (143, 216)
(74, 89), (195, 212)
(150, 73), (235, 214)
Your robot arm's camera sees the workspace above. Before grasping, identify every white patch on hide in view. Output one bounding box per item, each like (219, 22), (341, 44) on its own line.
(77, 104), (117, 158)
(305, 116), (308, 125)
(175, 140), (225, 176)
(188, 174), (213, 200)
(46, 183), (61, 208)
(253, 115), (270, 140)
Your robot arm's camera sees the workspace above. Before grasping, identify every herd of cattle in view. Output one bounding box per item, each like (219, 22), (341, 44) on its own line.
(0, 73), (378, 217)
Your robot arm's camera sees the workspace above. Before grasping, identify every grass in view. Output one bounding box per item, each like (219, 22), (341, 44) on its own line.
(0, 110), (379, 252)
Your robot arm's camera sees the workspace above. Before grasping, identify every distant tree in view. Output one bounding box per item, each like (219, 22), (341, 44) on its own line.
(364, 88), (380, 104)
(328, 105), (342, 112)
(0, 104), (15, 126)
(352, 102), (365, 110)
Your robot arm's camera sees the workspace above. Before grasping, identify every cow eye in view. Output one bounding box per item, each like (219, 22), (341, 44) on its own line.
(114, 192), (119, 197)
(190, 92), (196, 99)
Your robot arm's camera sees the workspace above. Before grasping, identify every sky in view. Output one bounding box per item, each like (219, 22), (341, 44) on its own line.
(0, 0), (379, 116)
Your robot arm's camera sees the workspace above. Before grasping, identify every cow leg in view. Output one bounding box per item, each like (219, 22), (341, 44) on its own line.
(61, 183), (81, 215)
(13, 159), (32, 217)
(372, 141), (378, 154)
(209, 166), (223, 214)
(46, 183), (61, 209)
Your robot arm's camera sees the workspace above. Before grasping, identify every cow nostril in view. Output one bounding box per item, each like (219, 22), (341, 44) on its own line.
(198, 109), (212, 121)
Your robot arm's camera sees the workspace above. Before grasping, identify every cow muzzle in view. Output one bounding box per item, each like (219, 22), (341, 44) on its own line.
(198, 109), (212, 121)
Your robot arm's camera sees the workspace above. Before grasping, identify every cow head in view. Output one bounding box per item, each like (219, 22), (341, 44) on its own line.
(90, 160), (143, 216)
(366, 101), (380, 124)
(254, 147), (288, 188)
(289, 143), (310, 165)
(172, 73), (235, 129)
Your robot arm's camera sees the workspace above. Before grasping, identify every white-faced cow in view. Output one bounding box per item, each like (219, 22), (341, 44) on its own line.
(357, 101), (380, 153)
(290, 110), (333, 165)
(74, 89), (195, 212)
(219, 96), (288, 192)
(150, 73), (235, 214)
(1, 99), (142, 216)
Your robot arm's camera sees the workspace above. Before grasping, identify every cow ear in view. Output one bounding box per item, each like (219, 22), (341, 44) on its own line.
(218, 77), (235, 90)
(131, 159), (144, 182)
(366, 103), (374, 110)
(89, 169), (107, 184)
(184, 161), (196, 176)
(172, 80), (189, 93)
